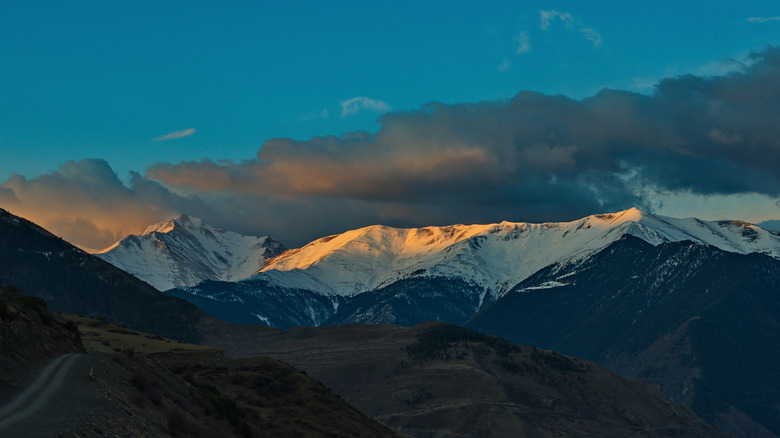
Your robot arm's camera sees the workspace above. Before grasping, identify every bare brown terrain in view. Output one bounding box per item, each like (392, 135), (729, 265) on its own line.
(66, 315), (409, 437)
(202, 322), (728, 438)
(0, 290), (408, 438)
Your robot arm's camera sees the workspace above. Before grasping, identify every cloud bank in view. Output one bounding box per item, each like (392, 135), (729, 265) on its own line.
(0, 160), (202, 250)
(3, 48), (780, 250)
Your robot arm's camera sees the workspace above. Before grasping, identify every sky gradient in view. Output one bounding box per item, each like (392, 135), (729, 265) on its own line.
(2, 2), (780, 250)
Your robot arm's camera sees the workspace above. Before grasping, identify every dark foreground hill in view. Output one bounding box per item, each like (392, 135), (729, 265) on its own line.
(0, 208), (215, 343)
(1, 305), (407, 437)
(202, 321), (727, 438)
(467, 235), (780, 438)
(0, 283), (83, 393)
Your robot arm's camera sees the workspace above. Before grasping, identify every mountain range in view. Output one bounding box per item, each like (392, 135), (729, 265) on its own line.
(0, 206), (730, 437)
(92, 207), (780, 437)
(97, 208), (780, 330)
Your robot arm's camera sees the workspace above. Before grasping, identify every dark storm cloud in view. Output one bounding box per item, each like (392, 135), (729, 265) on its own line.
(5, 48), (780, 249)
(149, 47), (780, 218)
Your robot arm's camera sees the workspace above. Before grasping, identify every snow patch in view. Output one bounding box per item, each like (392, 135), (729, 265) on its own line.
(517, 281), (570, 292)
(251, 313), (270, 325)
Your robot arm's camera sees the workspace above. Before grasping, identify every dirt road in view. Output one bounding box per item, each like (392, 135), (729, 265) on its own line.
(0, 353), (104, 437)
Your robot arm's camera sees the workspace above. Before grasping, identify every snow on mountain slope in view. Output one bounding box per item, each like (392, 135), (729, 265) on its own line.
(257, 208), (780, 298)
(97, 215), (285, 291)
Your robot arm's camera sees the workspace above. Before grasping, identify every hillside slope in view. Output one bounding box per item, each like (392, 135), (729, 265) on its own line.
(467, 235), (780, 438)
(2, 312), (408, 437)
(203, 322), (727, 438)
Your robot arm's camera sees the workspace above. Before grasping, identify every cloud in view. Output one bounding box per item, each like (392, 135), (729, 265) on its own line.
(498, 31), (530, 71)
(0, 160), (195, 250)
(341, 97), (390, 117)
(7, 48), (780, 250)
(515, 32), (531, 55)
(539, 10), (574, 30)
(0, 158), (388, 250)
(498, 57), (511, 72)
(539, 10), (602, 49)
(709, 129), (742, 145)
(748, 16), (780, 23)
(148, 47), (780, 226)
(153, 128), (196, 141)
(580, 27), (602, 49)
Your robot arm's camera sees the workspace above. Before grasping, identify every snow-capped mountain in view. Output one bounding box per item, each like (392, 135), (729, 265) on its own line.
(96, 215), (285, 291)
(256, 207), (780, 300)
(123, 208), (780, 328)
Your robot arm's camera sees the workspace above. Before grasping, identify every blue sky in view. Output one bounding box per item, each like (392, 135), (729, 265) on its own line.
(2, 1), (780, 249)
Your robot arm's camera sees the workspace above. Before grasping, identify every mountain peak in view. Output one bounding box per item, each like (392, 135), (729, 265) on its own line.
(614, 206), (645, 220)
(584, 207), (646, 225)
(141, 214), (204, 236)
(97, 215), (285, 290)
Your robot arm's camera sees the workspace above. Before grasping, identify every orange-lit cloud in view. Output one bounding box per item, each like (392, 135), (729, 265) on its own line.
(3, 48), (780, 251)
(151, 48), (780, 205)
(144, 48), (780, 240)
(0, 160), (192, 251)
(0, 159), (392, 250)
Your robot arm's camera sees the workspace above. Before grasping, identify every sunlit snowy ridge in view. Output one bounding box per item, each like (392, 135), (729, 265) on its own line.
(255, 207), (780, 299)
(98, 208), (780, 298)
